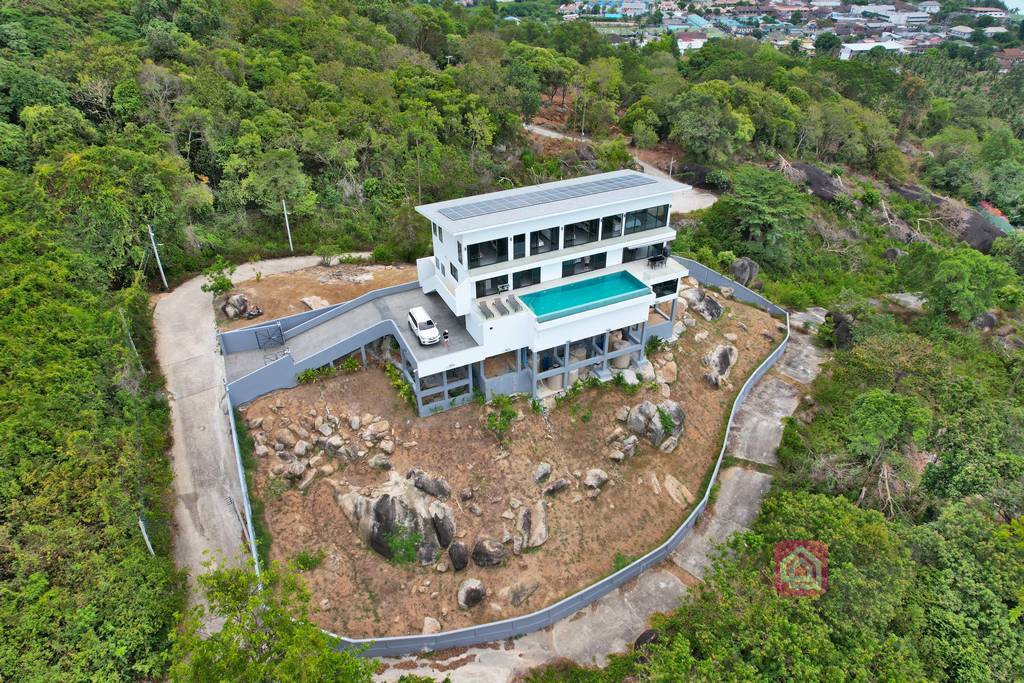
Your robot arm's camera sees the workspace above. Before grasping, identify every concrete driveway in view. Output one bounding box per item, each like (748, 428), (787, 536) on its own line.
(154, 256), (320, 601)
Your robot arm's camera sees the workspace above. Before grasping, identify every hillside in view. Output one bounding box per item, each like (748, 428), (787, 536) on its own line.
(0, 1), (1022, 681)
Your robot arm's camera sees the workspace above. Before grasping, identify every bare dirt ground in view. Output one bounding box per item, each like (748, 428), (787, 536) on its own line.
(238, 292), (781, 639)
(218, 263), (417, 330)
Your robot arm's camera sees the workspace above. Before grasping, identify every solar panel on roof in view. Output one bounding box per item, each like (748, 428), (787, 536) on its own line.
(438, 173), (658, 221)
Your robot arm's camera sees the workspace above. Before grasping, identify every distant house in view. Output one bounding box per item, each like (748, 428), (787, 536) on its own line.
(558, 3), (579, 14)
(839, 39), (906, 59)
(964, 6), (1008, 19)
(997, 47), (1024, 72)
(676, 31), (709, 51)
(917, 0), (940, 13)
(984, 26), (1009, 36)
(949, 25), (974, 39)
(883, 10), (931, 25)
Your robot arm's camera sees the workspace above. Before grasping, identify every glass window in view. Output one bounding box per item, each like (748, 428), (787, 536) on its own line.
(561, 252), (607, 277)
(652, 279), (678, 298)
(530, 227), (559, 255)
(622, 244), (666, 263)
(449, 262), (458, 281)
(513, 234), (526, 259)
(513, 267), (541, 289)
(475, 274), (509, 298)
(624, 205), (669, 235)
(467, 238), (508, 269)
(601, 214), (622, 240)
(457, 241), (463, 264)
(563, 218), (599, 248)
(437, 227), (444, 243)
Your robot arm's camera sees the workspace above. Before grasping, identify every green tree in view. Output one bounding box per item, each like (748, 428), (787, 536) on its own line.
(170, 560), (377, 682)
(920, 248), (1015, 321)
(668, 82), (750, 164)
(200, 255), (236, 296)
(701, 166), (809, 269)
(814, 32), (842, 55)
(631, 119), (658, 149)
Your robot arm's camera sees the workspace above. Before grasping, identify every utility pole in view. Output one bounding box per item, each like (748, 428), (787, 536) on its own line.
(281, 199), (294, 253)
(580, 95), (587, 138)
(147, 224), (168, 290)
(668, 158), (675, 178)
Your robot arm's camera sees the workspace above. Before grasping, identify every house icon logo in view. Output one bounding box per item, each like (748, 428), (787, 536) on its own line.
(773, 540), (828, 596)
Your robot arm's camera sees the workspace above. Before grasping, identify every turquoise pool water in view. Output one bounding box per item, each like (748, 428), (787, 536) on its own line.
(520, 271), (649, 323)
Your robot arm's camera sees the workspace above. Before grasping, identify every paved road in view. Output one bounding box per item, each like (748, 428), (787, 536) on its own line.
(154, 255), (321, 603)
(377, 315), (830, 681)
(523, 123), (718, 214)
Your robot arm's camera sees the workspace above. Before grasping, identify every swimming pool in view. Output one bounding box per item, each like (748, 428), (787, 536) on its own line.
(519, 271), (650, 323)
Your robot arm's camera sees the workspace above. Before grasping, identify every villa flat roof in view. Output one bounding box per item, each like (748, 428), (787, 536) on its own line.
(416, 170), (689, 236)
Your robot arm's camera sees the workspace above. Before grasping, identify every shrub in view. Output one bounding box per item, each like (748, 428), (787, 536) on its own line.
(486, 394), (518, 439)
(657, 407), (675, 436)
(200, 255), (236, 296)
(297, 365), (337, 383)
(384, 363), (415, 407)
(645, 335), (666, 356)
(339, 354), (362, 372)
(293, 549), (325, 571)
(385, 526), (421, 565)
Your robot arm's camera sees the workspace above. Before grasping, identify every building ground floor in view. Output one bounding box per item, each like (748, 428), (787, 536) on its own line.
(219, 267), (684, 417)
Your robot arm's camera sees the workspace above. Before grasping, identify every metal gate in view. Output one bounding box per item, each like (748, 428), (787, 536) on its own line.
(255, 324), (284, 350)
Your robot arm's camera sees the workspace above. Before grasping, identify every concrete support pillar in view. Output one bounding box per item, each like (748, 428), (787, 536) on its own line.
(602, 331), (610, 371)
(360, 345), (367, 367)
(531, 349), (540, 396)
(563, 341), (571, 388)
(670, 297), (678, 322)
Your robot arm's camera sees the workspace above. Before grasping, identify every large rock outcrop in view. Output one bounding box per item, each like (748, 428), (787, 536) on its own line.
(703, 345), (738, 388)
(337, 471), (455, 566)
(679, 287), (723, 322)
(728, 257), (759, 287)
(626, 400), (685, 448)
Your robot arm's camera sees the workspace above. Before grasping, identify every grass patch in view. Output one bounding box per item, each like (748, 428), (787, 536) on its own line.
(612, 552), (638, 572)
(385, 525), (421, 565)
(293, 549), (325, 571)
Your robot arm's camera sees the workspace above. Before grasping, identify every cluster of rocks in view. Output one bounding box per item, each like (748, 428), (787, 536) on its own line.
(624, 399), (685, 452)
(221, 293), (251, 320)
(247, 408), (411, 493)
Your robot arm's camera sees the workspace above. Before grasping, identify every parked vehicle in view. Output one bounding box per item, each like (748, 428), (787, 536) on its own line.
(407, 306), (441, 345)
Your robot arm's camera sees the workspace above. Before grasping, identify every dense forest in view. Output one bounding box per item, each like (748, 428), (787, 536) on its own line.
(0, 0), (1022, 680)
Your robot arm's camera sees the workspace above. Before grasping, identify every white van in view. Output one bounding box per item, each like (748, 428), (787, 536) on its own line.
(407, 306), (441, 345)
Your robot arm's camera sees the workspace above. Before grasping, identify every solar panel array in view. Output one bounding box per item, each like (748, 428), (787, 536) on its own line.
(438, 173), (658, 221)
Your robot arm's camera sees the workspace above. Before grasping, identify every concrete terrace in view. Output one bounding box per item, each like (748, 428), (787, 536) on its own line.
(223, 288), (479, 383)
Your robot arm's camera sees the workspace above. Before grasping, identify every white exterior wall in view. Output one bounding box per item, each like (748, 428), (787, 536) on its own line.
(532, 296), (652, 351)
(439, 191), (674, 317)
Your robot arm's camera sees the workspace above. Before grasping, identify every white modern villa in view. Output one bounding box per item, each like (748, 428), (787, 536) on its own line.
(220, 170), (693, 415)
